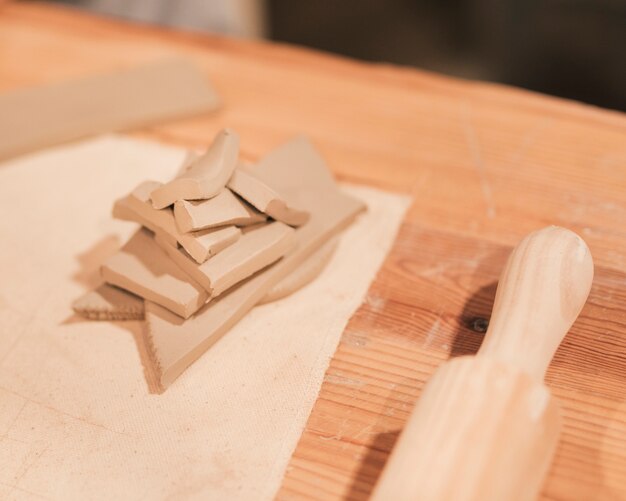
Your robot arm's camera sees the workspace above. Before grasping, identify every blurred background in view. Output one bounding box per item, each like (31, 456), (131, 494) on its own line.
(53, 0), (626, 112)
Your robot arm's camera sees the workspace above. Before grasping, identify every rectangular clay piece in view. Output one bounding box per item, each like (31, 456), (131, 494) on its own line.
(114, 180), (241, 263)
(145, 137), (366, 387)
(72, 283), (144, 321)
(228, 167), (310, 226)
(0, 59), (219, 161)
(151, 129), (239, 209)
(101, 228), (209, 319)
(174, 188), (266, 233)
(155, 221), (295, 297)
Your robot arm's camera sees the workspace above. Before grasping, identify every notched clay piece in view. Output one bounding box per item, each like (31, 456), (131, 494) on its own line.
(145, 137), (366, 388)
(113, 180), (241, 263)
(259, 236), (338, 305)
(155, 221), (296, 297)
(101, 228), (209, 319)
(228, 167), (310, 227)
(72, 283), (144, 320)
(174, 188), (266, 233)
(150, 129), (239, 209)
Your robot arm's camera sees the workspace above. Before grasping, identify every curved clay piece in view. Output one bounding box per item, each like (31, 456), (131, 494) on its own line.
(176, 150), (201, 176)
(174, 188), (266, 233)
(259, 237), (338, 305)
(228, 167), (310, 227)
(151, 129), (239, 209)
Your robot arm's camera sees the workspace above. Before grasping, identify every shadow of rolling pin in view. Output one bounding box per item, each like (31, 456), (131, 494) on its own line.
(371, 226), (594, 501)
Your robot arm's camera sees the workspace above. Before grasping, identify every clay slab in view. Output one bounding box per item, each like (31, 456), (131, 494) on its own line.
(0, 59), (219, 162)
(72, 283), (144, 321)
(174, 188), (266, 233)
(228, 167), (310, 226)
(151, 129), (239, 209)
(101, 228), (208, 319)
(145, 137), (366, 387)
(114, 180), (241, 263)
(156, 221), (295, 297)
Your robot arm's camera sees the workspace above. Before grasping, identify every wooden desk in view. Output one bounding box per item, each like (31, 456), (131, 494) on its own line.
(2, 3), (625, 499)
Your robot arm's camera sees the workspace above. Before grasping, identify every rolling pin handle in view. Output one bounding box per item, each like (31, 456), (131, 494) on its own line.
(477, 226), (593, 380)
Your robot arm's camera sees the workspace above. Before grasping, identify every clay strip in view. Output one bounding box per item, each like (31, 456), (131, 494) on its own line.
(0, 59), (219, 161)
(155, 221), (295, 297)
(174, 188), (266, 233)
(101, 229), (208, 319)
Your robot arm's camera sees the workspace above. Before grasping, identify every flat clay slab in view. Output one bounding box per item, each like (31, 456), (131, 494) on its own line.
(0, 58), (220, 162)
(72, 283), (144, 321)
(101, 228), (208, 319)
(114, 180), (241, 263)
(228, 167), (310, 226)
(155, 221), (295, 297)
(174, 188), (266, 233)
(258, 236), (338, 305)
(145, 137), (365, 388)
(151, 129), (239, 209)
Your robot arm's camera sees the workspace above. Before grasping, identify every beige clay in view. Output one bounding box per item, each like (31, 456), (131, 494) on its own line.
(0, 59), (220, 162)
(101, 229), (209, 319)
(150, 129), (239, 209)
(258, 237), (338, 305)
(145, 137), (365, 387)
(155, 221), (295, 297)
(174, 188), (266, 233)
(114, 180), (241, 263)
(72, 283), (144, 321)
(228, 167), (310, 226)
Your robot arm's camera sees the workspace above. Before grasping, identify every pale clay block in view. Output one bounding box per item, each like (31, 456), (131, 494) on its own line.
(145, 137), (366, 387)
(228, 167), (310, 226)
(113, 180), (241, 263)
(72, 283), (144, 321)
(150, 128), (239, 209)
(174, 188), (266, 233)
(155, 221), (296, 297)
(101, 228), (209, 319)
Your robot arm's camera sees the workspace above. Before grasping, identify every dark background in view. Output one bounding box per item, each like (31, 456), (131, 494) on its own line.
(268, 0), (626, 112)
(52, 0), (626, 112)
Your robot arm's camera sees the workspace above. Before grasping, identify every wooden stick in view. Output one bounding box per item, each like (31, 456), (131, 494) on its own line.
(371, 226), (594, 501)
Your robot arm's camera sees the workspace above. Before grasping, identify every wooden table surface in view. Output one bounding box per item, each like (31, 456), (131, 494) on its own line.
(2, 3), (626, 500)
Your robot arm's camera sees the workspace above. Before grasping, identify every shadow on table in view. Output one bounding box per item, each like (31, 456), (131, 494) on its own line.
(344, 279), (500, 499)
(450, 280), (497, 358)
(344, 430), (400, 500)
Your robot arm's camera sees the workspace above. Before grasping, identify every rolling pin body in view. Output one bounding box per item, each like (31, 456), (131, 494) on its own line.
(372, 227), (593, 501)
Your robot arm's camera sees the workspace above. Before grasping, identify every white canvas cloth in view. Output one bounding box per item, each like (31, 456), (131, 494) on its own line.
(0, 136), (409, 500)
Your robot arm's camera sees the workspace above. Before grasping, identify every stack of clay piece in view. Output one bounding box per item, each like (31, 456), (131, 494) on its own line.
(73, 129), (366, 389)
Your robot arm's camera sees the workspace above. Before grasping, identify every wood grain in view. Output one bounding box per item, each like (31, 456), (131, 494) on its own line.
(1, 3), (625, 499)
(371, 227), (593, 501)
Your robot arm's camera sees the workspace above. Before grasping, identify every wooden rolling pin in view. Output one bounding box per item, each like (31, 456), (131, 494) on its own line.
(371, 226), (594, 501)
